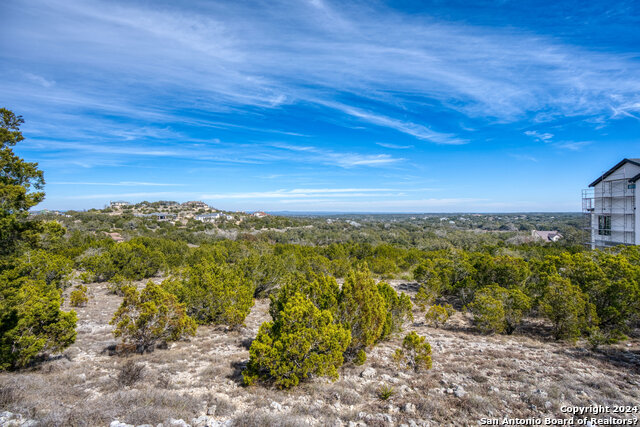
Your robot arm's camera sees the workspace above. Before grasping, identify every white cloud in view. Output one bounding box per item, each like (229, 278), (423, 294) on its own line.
(50, 181), (185, 186)
(7, 0), (640, 146)
(524, 131), (554, 142)
(554, 141), (592, 151)
(376, 142), (414, 149)
(271, 143), (403, 168)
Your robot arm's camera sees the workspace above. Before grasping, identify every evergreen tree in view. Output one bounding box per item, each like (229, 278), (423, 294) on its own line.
(110, 282), (197, 352)
(0, 109), (77, 370)
(243, 292), (350, 389)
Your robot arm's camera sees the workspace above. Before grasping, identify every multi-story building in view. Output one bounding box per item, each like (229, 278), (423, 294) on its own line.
(583, 158), (639, 248)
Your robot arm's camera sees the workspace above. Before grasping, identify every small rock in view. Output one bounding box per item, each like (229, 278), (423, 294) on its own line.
(398, 384), (412, 394)
(110, 422), (134, 427)
(453, 386), (466, 398)
(446, 388), (454, 394)
(192, 415), (220, 427)
(489, 386), (500, 393)
(361, 367), (376, 378)
(387, 404), (399, 414)
(534, 389), (548, 398)
(0, 412), (14, 424)
(270, 401), (283, 412)
(403, 402), (416, 414)
(544, 401), (552, 410)
(167, 419), (190, 427)
(206, 405), (217, 416)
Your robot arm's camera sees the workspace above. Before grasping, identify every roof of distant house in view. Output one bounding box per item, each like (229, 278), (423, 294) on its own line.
(532, 230), (562, 241)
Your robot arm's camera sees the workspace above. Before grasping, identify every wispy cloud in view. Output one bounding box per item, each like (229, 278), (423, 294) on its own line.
(554, 141), (592, 151)
(321, 102), (467, 145)
(271, 143), (403, 168)
(509, 154), (538, 162)
(524, 131), (554, 142)
(62, 191), (187, 200)
(6, 0), (640, 144)
(50, 181), (184, 186)
(376, 142), (414, 149)
(25, 73), (55, 88)
(200, 188), (402, 199)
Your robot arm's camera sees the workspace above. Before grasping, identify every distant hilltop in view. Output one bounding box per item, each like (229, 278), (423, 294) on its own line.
(100, 200), (271, 225)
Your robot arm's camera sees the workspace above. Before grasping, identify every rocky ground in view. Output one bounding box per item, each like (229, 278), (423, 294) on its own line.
(1, 279), (639, 427)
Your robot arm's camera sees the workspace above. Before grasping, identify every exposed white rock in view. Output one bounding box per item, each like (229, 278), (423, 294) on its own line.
(360, 367), (376, 378)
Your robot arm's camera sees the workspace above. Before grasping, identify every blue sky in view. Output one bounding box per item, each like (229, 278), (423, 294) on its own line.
(1, 0), (639, 212)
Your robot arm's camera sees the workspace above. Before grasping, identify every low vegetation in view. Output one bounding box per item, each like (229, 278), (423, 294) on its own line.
(110, 282), (197, 352)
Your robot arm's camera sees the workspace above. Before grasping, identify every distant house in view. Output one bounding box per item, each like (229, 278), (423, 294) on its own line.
(110, 200), (131, 208)
(583, 158), (639, 248)
(253, 211), (268, 218)
(182, 201), (210, 209)
(531, 230), (563, 242)
(195, 213), (222, 223)
(136, 212), (176, 221)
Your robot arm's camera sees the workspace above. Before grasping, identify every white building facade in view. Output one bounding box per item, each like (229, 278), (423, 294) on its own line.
(583, 158), (640, 249)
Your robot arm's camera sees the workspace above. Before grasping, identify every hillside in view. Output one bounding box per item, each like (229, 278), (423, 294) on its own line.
(1, 276), (638, 426)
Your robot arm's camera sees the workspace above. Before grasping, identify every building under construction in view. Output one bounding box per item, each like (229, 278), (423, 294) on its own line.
(583, 158), (640, 249)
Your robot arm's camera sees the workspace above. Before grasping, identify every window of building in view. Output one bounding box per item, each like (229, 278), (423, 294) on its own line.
(598, 215), (611, 236)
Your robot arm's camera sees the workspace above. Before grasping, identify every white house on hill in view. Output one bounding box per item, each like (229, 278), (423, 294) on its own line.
(583, 158), (639, 248)
(110, 200), (131, 208)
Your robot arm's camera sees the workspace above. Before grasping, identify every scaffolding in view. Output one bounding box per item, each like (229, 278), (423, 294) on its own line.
(582, 177), (636, 248)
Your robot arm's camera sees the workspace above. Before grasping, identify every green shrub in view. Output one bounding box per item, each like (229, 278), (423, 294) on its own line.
(162, 262), (253, 327)
(377, 281), (413, 338)
(79, 271), (93, 284)
(240, 254), (288, 297)
(0, 277), (77, 370)
(15, 250), (73, 289)
(108, 274), (129, 296)
(78, 242), (165, 282)
(393, 331), (432, 372)
(414, 277), (441, 311)
(354, 349), (367, 366)
(425, 304), (453, 328)
(336, 269), (387, 353)
(468, 292), (506, 334)
(269, 273), (340, 320)
(377, 384), (395, 400)
(540, 275), (597, 341)
(243, 292), (351, 389)
(468, 285), (531, 334)
(69, 285), (89, 307)
(110, 282), (197, 352)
